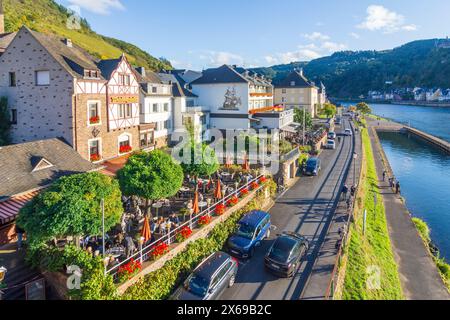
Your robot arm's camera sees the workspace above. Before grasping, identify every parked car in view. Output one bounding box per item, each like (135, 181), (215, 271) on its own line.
(264, 232), (309, 277)
(344, 128), (353, 136)
(227, 210), (271, 259)
(304, 158), (321, 176)
(171, 252), (238, 300)
(335, 118), (342, 125)
(328, 132), (337, 140)
(325, 140), (336, 150)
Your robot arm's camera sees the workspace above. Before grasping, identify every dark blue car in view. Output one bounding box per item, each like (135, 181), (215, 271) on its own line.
(304, 157), (321, 176)
(227, 210), (271, 259)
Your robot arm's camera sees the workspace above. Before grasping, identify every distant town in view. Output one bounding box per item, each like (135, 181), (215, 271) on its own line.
(367, 86), (450, 103)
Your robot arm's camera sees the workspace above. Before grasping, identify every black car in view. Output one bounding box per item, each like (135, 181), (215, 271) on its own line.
(264, 232), (309, 277)
(171, 252), (238, 300)
(304, 158), (321, 176)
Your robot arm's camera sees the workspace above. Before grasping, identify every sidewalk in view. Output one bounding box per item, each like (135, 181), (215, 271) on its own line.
(368, 119), (449, 300)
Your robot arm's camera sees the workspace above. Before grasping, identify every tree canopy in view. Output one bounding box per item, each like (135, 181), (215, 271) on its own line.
(294, 108), (313, 130)
(181, 143), (220, 177)
(117, 150), (184, 201)
(356, 102), (372, 115)
(17, 172), (123, 247)
(320, 103), (337, 118)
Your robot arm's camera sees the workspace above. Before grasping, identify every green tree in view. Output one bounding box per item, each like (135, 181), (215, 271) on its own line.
(181, 143), (220, 179)
(0, 97), (11, 146)
(117, 150), (184, 214)
(294, 108), (313, 130)
(320, 103), (337, 118)
(17, 172), (123, 248)
(356, 102), (372, 115)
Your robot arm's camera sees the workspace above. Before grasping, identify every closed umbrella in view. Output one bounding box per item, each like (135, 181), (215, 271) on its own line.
(141, 215), (151, 243)
(225, 155), (233, 168)
(214, 179), (222, 199)
(193, 191), (200, 215)
(243, 154), (250, 171)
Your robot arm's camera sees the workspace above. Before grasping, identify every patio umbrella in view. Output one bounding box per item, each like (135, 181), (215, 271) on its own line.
(214, 179), (222, 199)
(242, 154), (250, 171)
(225, 155), (233, 168)
(192, 191), (200, 215)
(141, 215), (151, 243)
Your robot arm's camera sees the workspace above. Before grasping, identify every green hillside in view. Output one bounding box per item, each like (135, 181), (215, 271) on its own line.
(252, 39), (450, 98)
(3, 0), (172, 71)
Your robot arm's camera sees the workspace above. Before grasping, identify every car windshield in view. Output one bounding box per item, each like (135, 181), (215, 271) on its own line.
(236, 223), (255, 239)
(269, 237), (296, 262)
(186, 273), (210, 297)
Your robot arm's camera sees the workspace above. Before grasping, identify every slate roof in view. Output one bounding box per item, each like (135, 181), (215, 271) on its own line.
(0, 138), (99, 201)
(158, 72), (198, 98)
(190, 65), (248, 85)
(275, 69), (318, 89)
(134, 67), (163, 84)
(0, 32), (16, 54)
(97, 58), (122, 80)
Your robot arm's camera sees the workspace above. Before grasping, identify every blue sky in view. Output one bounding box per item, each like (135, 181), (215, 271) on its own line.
(56, 0), (450, 70)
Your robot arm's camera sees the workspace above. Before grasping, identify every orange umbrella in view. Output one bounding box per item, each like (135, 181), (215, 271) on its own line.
(225, 155), (233, 168)
(242, 154), (250, 171)
(141, 215), (151, 243)
(192, 191), (200, 214)
(214, 179), (222, 199)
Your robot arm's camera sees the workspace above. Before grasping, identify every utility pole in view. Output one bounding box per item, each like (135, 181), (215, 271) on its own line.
(101, 198), (106, 276)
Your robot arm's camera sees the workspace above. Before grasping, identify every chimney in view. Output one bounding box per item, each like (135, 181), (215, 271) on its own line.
(0, 0), (4, 34)
(136, 66), (146, 77)
(64, 38), (73, 48)
(299, 68), (304, 76)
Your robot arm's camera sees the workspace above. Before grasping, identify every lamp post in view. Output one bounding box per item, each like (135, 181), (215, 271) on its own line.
(0, 266), (7, 301)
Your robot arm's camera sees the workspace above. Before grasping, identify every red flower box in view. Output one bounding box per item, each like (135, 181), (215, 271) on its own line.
(151, 242), (170, 260)
(259, 176), (267, 184)
(90, 154), (101, 162)
(176, 226), (193, 243)
(89, 116), (100, 124)
(227, 196), (239, 207)
(198, 215), (212, 227)
(240, 188), (249, 198)
(117, 258), (142, 283)
(119, 145), (132, 154)
(215, 203), (226, 216)
(251, 182), (259, 190)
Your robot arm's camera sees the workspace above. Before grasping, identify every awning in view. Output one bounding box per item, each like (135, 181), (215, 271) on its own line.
(0, 190), (40, 225)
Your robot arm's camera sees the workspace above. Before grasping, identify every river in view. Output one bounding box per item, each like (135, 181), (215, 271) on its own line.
(341, 102), (450, 262)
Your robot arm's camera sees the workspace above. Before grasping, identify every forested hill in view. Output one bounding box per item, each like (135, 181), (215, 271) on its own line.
(3, 0), (172, 71)
(251, 39), (450, 99)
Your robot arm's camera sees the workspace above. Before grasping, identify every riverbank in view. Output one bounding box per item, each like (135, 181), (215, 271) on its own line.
(332, 98), (450, 108)
(367, 118), (449, 299)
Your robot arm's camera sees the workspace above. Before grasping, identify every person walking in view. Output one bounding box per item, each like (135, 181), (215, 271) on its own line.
(350, 185), (356, 198)
(382, 170), (387, 182)
(342, 184), (349, 201)
(396, 181), (401, 195)
(15, 225), (25, 250)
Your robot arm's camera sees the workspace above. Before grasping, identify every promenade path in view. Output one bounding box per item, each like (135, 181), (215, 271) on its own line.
(367, 118), (449, 300)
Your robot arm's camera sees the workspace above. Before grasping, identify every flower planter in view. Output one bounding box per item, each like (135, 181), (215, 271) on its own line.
(119, 145), (132, 154)
(151, 242), (170, 260)
(89, 116), (100, 125)
(117, 258), (142, 283)
(198, 215), (212, 227)
(227, 196), (239, 207)
(251, 182), (259, 190)
(90, 154), (101, 162)
(215, 204), (226, 216)
(175, 226), (193, 243)
(239, 188), (249, 198)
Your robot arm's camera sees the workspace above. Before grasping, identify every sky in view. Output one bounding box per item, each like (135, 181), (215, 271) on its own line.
(55, 0), (450, 70)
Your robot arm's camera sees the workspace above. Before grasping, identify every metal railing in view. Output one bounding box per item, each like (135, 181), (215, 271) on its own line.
(106, 175), (264, 281)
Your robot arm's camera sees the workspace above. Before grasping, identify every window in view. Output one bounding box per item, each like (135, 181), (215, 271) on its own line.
(163, 103), (169, 112)
(119, 74), (131, 86)
(140, 132), (154, 148)
(119, 135), (132, 153)
(89, 140), (100, 157)
(10, 109), (17, 125)
(88, 102), (99, 124)
(282, 88), (287, 94)
(290, 81), (296, 87)
(126, 104), (133, 118)
(36, 70), (50, 86)
(140, 103), (144, 115)
(152, 103), (159, 113)
(182, 116), (192, 126)
(164, 120), (171, 130)
(118, 104), (125, 119)
(152, 86), (157, 94)
(9, 72), (16, 87)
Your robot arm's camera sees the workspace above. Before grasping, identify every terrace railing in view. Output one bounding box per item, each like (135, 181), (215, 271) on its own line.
(106, 174), (264, 281)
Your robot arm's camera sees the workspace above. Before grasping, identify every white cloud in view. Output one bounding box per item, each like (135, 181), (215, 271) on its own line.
(199, 51), (244, 67)
(67, 0), (124, 15)
(321, 41), (347, 52)
(357, 5), (417, 33)
(349, 32), (361, 39)
(303, 32), (330, 41)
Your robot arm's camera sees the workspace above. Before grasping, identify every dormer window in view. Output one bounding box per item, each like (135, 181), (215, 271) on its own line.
(84, 70), (99, 79)
(32, 157), (54, 172)
(290, 81), (296, 86)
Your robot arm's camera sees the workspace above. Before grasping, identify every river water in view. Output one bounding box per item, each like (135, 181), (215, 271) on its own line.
(344, 103), (450, 262)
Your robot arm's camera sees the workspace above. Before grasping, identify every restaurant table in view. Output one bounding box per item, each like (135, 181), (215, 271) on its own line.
(152, 202), (163, 218)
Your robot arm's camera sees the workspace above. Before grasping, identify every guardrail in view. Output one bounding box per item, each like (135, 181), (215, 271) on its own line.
(106, 175), (264, 281)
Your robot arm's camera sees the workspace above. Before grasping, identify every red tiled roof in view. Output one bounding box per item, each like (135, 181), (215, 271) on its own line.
(0, 191), (40, 225)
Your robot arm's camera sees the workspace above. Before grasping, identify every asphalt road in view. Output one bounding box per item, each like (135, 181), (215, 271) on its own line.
(221, 119), (355, 301)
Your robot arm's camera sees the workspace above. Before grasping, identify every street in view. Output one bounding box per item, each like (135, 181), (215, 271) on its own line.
(221, 119), (355, 300)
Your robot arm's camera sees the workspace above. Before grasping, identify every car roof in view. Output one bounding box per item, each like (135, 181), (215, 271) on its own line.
(239, 210), (269, 228)
(274, 235), (298, 251)
(194, 252), (231, 280)
(307, 157), (319, 163)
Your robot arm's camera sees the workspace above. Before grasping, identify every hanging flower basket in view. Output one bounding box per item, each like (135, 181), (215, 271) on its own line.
(89, 116), (100, 124)
(119, 145), (132, 154)
(198, 215), (212, 227)
(227, 195), (239, 207)
(215, 203), (226, 216)
(176, 226), (193, 243)
(117, 258), (142, 283)
(90, 154), (101, 162)
(151, 242), (170, 260)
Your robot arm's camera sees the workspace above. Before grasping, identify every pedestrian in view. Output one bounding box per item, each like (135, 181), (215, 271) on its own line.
(389, 177), (394, 188)
(396, 181), (401, 194)
(346, 197), (352, 210)
(350, 185), (356, 197)
(123, 236), (136, 258)
(382, 170), (387, 182)
(342, 184), (349, 201)
(15, 224), (25, 250)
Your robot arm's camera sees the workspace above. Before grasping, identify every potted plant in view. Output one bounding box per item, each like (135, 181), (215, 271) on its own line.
(251, 181), (259, 190)
(215, 203), (226, 216)
(117, 258), (142, 283)
(227, 195), (239, 207)
(89, 115), (100, 125)
(198, 215), (212, 227)
(240, 188), (249, 198)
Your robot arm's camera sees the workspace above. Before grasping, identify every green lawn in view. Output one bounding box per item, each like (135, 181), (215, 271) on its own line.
(342, 126), (404, 300)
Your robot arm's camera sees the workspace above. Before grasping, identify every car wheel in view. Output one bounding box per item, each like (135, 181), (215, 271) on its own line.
(228, 273), (236, 288)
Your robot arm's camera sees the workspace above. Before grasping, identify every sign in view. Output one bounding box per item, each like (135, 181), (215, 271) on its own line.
(249, 105), (284, 115)
(25, 278), (46, 300)
(110, 95), (139, 104)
